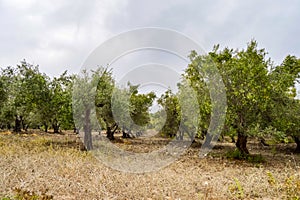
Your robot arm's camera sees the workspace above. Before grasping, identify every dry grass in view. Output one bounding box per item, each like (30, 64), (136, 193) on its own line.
(0, 130), (299, 199)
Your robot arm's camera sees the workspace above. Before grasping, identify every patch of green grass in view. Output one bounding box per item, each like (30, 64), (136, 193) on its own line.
(1, 197), (13, 200)
(0, 188), (53, 200)
(13, 188), (53, 200)
(228, 178), (244, 199)
(266, 171), (300, 199)
(225, 149), (265, 163)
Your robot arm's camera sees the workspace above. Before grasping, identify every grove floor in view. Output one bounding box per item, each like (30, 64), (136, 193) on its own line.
(0, 130), (299, 199)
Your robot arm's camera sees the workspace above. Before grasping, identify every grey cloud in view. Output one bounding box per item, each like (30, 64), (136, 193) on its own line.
(0, 0), (300, 77)
(105, 0), (300, 64)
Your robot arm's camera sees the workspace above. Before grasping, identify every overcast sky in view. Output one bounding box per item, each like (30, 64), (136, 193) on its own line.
(0, 0), (300, 78)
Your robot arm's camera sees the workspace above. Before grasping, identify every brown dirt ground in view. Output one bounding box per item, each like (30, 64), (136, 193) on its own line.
(0, 130), (299, 199)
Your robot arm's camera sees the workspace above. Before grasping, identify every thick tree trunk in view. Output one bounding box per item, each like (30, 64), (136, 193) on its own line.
(107, 123), (118, 140)
(83, 109), (92, 150)
(52, 119), (60, 133)
(294, 136), (300, 153)
(14, 115), (22, 132)
(122, 130), (130, 138)
(236, 132), (249, 155)
(44, 123), (48, 133)
(20, 116), (26, 131)
(202, 133), (213, 149)
(106, 127), (114, 140)
(53, 125), (59, 133)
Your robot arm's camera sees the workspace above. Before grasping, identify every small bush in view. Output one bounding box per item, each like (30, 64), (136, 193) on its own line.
(226, 149), (246, 160)
(228, 178), (244, 199)
(13, 188), (53, 200)
(225, 149), (265, 163)
(266, 171), (300, 199)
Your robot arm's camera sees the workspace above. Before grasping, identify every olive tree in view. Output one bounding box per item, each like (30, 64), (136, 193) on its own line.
(187, 41), (273, 155)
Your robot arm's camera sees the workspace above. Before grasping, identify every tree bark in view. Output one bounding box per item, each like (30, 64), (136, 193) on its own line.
(236, 132), (249, 155)
(20, 116), (26, 131)
(202, 133), (213, 149)
(294, 136), (300, 153)
(107, 123), (118, 140)
(122, 130), (130, 138)
(52, 119), (60, 133)
(83, 109), (92, 150)
(106, 126), (114, 140)
(44, 123), (48, 133)
(14, 115), (22, 132)
(53, 125), (59, 133)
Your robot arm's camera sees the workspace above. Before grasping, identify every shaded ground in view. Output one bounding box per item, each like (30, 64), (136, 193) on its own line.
(0, 130), (299, 199)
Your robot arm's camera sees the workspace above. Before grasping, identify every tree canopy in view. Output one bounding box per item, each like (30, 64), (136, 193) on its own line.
(1, 40), (300, 155)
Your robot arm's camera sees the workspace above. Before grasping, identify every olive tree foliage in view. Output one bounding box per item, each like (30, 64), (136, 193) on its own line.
(0, 61), (74, 133)
(73, 68), (106, 150)
(47, 71), (74, 133)
(94, 68), (116, 140)
(266, 55), (300, 152)
(98, 80), (156, 140)
(186, 41), (274, 155)
(157, 89), (181, 138)
(154, 82), (200, 143)
(128, 84), (156, 136)
(0, 67), (14, 129)
(184, 54), (215, 143)
(186, 41), (300, 154)
(0, 74), (8, 109)
(5, 61), (50, 132)
(111, 83), (155, 138)
(176, 79), (201, 142)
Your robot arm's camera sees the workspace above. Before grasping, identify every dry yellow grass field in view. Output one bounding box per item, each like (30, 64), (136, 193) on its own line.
(0, 131), (299, 199)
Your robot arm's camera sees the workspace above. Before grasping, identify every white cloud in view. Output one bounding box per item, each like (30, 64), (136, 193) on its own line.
(0, 0), (127, 76)
(0, 0), (299, 77)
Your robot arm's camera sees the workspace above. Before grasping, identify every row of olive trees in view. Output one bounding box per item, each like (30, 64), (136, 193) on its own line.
(2, 41), (299, 155)
(72, 68), (156, 149)
(0, 61), (155, 145)
(0, 61), (74, 133)
(157, 40), (300, 154)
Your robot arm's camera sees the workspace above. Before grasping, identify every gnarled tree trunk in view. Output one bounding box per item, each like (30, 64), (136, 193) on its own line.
(107, 127), (114, 140)
(122, 126), (131, 138)
(202, 133), (213, 149)
(14, 115), (21, 132)
(122, 130), (130, 138)
(107, 123), (118, 140)
(52, 119), (60, 133)
(83, 109), (92, 150)
(44, 124), (48, 133)
(20, 116), (27, 131)
(236, 132), (249, 155)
